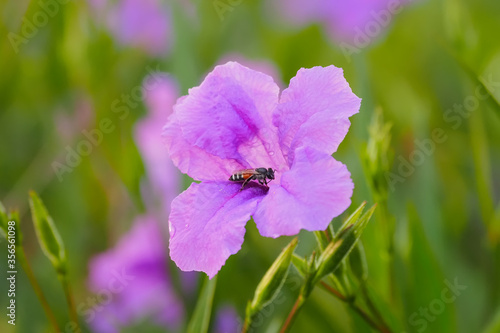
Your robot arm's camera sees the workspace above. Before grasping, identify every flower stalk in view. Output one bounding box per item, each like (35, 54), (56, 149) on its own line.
(362, 110), (396, 303)
(282, 202), (379, 332)
(279, 292), (306, 333)
(17, 248), (61, 331)
(1, 204), (61, 331)
(29, 191), (79, 330)
(59, 273), (79, 328)
(319, 281), (391, 333)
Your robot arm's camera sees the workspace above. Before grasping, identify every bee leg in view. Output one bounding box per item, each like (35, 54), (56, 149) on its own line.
(240, 176), (254, 191)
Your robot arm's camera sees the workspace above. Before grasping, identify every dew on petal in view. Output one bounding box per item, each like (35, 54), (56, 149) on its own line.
(269, 151), (275, 156)
(169, 223), (176, 238)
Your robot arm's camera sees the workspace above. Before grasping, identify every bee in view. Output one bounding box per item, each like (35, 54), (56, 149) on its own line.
(229, 168), (275, 191)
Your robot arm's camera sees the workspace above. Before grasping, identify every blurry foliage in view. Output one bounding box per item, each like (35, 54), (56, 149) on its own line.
(0, 0), (500, 332)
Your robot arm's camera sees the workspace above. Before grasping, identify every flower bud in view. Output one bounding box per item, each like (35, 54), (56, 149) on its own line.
(29, 191), (67, 275)
(247, 237), (298, 317)
(362, 109), (393, 199)
(313, 204), (376, 284)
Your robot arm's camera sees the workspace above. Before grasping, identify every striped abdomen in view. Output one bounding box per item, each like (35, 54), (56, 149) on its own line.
(229, 170), (255, 182)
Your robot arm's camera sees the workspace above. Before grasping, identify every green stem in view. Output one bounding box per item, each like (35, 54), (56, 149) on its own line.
(376, 195), (396, 303)
(470, 109), (494, 225)
(324, 228), (332, 243)
(241, 318), (250, 333)
(320, 281), (391, 333)
(361, 285), (392, 333)
(58, 273), (79, 329)
(279, 293), (306, 333)
(17, 248), (60, 331)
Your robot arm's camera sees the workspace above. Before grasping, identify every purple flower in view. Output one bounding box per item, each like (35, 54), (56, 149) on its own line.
(89, 0), (171, 55)
(272, 0), (412, 43)
(88, 216), (183, 332)
(163, 62), (361, 278)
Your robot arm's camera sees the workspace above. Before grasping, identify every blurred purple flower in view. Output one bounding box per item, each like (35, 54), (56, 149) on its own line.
(134, 72), (200, 293)
(214, 305), (240, 333)
(272, 0), (412, 43)
(55, 96), (93, 141)
(135, 73), (182, 214)
(89, 0), (171, 55)
(88, 216), (183, 332)
(216, 53), (283, 87)
(163, 61), (361, 278)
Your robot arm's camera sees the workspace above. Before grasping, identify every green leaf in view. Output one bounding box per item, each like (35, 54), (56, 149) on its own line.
(401, 204), (457, 333)
(470, 109), (494, 224)
(187, 275), (217, 333)
(489, 202), (500, 246)
(247, 237), (298, 317)
(441, 42), (500, 118)
(483, 307), (500, 333)
(29, 191), (67, 275)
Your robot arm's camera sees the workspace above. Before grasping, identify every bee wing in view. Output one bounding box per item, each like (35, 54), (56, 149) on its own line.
(234, 169), (258, 179)
(236, 168), (258, 174)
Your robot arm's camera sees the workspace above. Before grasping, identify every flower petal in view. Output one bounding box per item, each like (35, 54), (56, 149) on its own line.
(163, 62), (285, 181)
(273, 65), (361, 165)
(254, 148), (353, 238)
(169, 181), (266, 278)
(163, 112), (246, 181)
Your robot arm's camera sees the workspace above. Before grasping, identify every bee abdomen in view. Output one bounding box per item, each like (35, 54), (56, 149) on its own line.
(229, 173), (244, 181)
